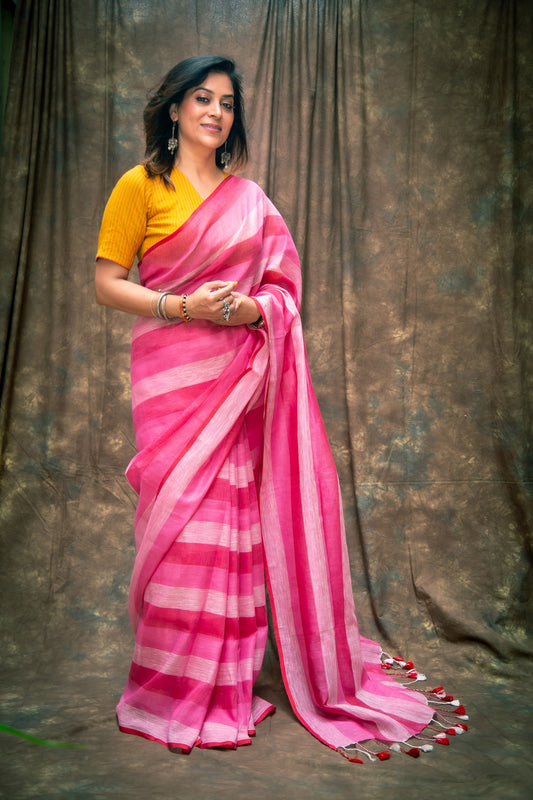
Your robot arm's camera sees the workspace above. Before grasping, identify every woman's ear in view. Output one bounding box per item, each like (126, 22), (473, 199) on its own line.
(169, 103), (179, 122)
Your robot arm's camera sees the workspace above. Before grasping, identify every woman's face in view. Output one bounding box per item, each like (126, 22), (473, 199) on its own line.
(170, 71), (235, 157)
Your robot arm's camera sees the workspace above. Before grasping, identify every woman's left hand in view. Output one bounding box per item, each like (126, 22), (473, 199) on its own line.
(213, 291), (262, 327)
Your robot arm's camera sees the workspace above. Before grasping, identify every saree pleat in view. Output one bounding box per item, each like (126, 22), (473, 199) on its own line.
(118, 379), (272, 750)
(117, 175), (435, 753)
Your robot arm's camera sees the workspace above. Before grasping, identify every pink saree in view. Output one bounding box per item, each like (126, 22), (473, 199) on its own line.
(116, 175), (436, 756)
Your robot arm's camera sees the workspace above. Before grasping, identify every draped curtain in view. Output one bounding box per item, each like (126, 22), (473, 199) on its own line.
(0, 1), (532, 793)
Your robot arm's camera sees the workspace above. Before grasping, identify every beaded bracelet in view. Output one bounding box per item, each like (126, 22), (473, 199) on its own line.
(182, 294), (192, 322)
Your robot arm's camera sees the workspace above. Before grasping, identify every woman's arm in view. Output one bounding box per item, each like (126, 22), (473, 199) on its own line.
(95, 259), (160, 316)
(95, 259), (261, 325)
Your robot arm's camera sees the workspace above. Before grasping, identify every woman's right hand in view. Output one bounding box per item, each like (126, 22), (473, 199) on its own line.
(184, 281), (238, 322)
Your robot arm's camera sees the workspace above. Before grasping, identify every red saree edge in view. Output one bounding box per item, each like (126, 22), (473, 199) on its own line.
(118, 724), (188, 751)
(254, 703), (276, 725)
(198, 738), (251, 749)
(118, 725), (262, 752)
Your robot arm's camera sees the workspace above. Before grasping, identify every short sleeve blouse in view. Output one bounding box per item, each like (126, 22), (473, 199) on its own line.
(96, 166), (204, 269)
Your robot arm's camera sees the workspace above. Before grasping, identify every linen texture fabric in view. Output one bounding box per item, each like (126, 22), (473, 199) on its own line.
(116, 175), (433, 752)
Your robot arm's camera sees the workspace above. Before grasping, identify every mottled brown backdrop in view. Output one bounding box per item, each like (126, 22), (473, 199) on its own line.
(0, 2), (532, 799)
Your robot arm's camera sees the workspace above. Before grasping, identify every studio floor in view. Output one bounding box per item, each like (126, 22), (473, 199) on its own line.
(1, 650), (531, 800)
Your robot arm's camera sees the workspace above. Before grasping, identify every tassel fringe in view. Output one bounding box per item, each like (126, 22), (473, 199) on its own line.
(337, 652), (469, 764)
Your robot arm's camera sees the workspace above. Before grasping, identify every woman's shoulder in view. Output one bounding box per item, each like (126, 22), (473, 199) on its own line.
(229, 174), (262, 192)
(113, 164), (151, 191)
(229, 175), (281, 216)
(106, 164), (157, 212)
(228, 175), (272, 204)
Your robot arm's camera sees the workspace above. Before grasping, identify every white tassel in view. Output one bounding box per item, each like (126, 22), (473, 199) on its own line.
(429, 698), (461, 707)
(341, 744), (377, 762)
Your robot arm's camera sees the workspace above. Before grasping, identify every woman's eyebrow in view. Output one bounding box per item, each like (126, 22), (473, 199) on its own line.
(194, 86), (234, 98)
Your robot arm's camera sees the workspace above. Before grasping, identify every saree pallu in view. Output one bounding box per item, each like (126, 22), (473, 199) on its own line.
(116, 175), (434, 753)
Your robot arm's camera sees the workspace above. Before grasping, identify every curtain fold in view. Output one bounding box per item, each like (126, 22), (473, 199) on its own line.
(0, 0), (531, 689)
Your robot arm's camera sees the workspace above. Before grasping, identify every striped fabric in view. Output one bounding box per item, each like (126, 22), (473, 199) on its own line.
(116, 176), (434, 753)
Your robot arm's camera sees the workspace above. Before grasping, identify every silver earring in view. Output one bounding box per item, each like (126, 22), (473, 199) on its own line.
(221, 141), (231, 169)
(168, 121), (178, 154)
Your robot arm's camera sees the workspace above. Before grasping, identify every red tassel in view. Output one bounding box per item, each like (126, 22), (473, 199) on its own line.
(402, 661), (414, 670)
(406, 748), (421, 758)
(377, 751), (391, 761)
(381, 663), (392, 670)
(454, 705), (466, 715)
(442, 695), (454, 702)
(431, 686), (445, 694)
(435, 737), (450, 746)
(445, 728), (457, 736)
(338, 748), (365, 763)
(457, 723), (468, 731)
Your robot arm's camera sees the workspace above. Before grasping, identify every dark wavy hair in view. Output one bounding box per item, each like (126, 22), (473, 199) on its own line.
(143, 55), (248, 184)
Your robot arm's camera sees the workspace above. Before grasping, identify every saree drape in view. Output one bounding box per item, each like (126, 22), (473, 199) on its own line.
(117, 175), (434, 753)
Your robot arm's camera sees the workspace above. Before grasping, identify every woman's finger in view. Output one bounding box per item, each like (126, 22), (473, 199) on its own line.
(208, 281), (237, 296)
(203, 280), (234, 292)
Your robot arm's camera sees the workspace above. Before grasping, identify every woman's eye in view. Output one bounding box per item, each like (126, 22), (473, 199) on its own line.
(194, 95), (233, 111)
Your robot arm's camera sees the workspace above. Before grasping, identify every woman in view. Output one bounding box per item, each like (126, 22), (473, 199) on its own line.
(95, 55), (465, 760)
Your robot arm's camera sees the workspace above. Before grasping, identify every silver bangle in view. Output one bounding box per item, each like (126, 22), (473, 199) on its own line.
(155, 291), (165, 319)
(155, 291), (180, 321)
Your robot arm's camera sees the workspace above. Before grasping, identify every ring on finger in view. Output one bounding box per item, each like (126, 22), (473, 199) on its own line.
(222, 299), (231, 321)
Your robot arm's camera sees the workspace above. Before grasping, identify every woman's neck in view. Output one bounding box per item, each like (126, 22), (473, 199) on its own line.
(174, 150), (225, 199)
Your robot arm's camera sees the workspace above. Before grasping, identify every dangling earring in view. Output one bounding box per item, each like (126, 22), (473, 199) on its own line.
(221, 140), (231, 169)
(168, 121), (178, 154)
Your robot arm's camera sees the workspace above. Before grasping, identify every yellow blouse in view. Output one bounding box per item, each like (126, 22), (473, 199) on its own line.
(96, 166), (205, 269)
